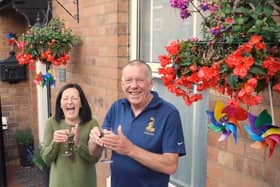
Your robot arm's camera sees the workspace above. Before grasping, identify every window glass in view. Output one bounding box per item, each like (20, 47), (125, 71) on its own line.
(139, 0), (202, 65)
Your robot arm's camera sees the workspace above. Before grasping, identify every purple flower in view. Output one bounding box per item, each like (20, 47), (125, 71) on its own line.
(170, 0), (189, 9)
(180, 9), (191, 19)
(199, 2), (210, 11)
(210, 27), (221, 36)
(208, 5), (219, 13)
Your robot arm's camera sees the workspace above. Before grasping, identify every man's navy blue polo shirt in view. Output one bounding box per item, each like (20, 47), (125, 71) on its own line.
(102, 91), (186, 187)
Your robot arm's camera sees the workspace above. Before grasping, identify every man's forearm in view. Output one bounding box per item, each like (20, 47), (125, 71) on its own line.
(127, 144), (179, 175)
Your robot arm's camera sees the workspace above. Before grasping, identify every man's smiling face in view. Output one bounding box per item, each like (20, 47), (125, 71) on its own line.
(121, 64), (153, 109)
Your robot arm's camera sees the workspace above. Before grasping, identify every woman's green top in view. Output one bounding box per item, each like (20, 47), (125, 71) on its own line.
(41, 117), (100, 187)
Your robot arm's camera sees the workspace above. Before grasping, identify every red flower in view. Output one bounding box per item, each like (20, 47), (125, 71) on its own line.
(238, 78), (258, 97)
(17, 41), (26, 50)
(159, 35), (280, 106)
(159, 55), (171, 67)
(225, 48), (254, 79)
(225, 17), (233, 24)
(262, 57), (280, 76)
(248, 35), (262, 45)
(165, 41), (180, 56)
(273, 83), (280, 94)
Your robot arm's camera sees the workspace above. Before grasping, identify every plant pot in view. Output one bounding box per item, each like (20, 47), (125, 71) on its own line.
(17, 143), (34, 167)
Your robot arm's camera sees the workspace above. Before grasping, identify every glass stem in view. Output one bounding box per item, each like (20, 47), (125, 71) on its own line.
(104, 148), (108, 159)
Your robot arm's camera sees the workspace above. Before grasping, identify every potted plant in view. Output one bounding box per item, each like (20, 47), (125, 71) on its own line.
(15, 17), (80, 85)
(16, 17), (80, 68)
(14, 127), (34, 167)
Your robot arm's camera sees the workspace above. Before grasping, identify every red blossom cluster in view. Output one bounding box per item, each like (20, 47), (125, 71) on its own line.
(158, 40), (221, 105)
(158, 35), (280, 106)
(16, 42), (70, 70)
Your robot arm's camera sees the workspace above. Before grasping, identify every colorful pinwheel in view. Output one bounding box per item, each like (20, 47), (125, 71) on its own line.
(207, 100), (248, 143)
(34, 70), (56, 88)
(244, 110), (280, 158)
(5, 32), (17, 46)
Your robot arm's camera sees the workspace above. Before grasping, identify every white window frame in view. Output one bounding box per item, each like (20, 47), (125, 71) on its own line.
(129, 0), (202, 77)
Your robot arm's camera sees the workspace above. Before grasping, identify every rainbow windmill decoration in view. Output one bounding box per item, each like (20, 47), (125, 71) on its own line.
(244, 110), (280, 158)
(207, 100), (248, 143)
(34, 70), (56, 88)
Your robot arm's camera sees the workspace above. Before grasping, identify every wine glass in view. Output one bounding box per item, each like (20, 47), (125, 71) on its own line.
(99, 127), (113, 164)
(63, 126), (75, 157)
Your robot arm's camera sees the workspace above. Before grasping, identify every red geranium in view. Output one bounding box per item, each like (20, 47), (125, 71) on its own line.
(159, 35), (280, 106)
(16, 17), (80, 69)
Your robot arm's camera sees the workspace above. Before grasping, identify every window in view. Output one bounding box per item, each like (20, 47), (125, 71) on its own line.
(132, 0), (203, 75)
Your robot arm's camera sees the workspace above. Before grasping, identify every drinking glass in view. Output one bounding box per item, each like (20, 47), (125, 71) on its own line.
(99, 127), (113, 164)
(63, 127), (75, 157)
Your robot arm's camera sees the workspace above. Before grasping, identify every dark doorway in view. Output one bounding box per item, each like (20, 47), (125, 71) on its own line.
(0, 97), (7, 187)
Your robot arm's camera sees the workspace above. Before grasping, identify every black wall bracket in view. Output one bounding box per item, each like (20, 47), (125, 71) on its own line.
(54, 0), (79, 23)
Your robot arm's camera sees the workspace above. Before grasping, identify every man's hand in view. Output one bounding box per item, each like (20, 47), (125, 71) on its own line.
(107, 126), (134, 156)
(89, 126), (103, 147)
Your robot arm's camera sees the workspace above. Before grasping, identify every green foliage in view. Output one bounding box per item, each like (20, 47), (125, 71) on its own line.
(14, 127), (34, 145)
(32, 145), (48, 171)
(19, 17), (80, 61)
(203, 0), (280, 44)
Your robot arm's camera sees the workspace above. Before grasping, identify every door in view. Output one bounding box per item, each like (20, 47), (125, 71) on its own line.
(0, 97), (7, 187)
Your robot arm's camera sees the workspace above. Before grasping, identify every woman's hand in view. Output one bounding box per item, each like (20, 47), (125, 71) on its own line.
(53, 129), (68, 143)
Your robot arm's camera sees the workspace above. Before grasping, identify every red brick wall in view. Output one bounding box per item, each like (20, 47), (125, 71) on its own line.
(0, 9), (38, 161)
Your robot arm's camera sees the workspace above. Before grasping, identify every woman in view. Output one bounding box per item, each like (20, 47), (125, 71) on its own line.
(41, 83), (100, 187)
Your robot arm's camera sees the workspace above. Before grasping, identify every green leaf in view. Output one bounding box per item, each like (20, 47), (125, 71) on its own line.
(224, 7), (232, 14)
(256, 20), (263, 26)
(179, 58), (192, 66)
(227, 74), (239, 90)
(255, 79), (267, 93)
(263, 6), (273, 17)
(235, 18), (244, 25)
(14, 127), (34, 145)
(249, 66), (266, 75)
(232, 25), (241, 32)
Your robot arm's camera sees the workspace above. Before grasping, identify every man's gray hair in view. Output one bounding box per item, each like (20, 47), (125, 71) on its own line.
(122, 60), (153, 79)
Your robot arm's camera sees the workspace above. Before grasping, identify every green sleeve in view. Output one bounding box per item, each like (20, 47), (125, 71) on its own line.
(77, 119), (100, 164)
(41, 118), (60, 167)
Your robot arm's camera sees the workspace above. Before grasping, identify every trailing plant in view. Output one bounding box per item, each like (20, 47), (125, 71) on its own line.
(159, 0), (280, 106)
(16, 17), (80, 70)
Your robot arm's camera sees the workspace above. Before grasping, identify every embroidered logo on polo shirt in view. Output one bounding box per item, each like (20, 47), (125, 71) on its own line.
(144, 117), (155, 135)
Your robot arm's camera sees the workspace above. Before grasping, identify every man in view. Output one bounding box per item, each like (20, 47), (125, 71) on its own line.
(89, 60), (186, 187)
